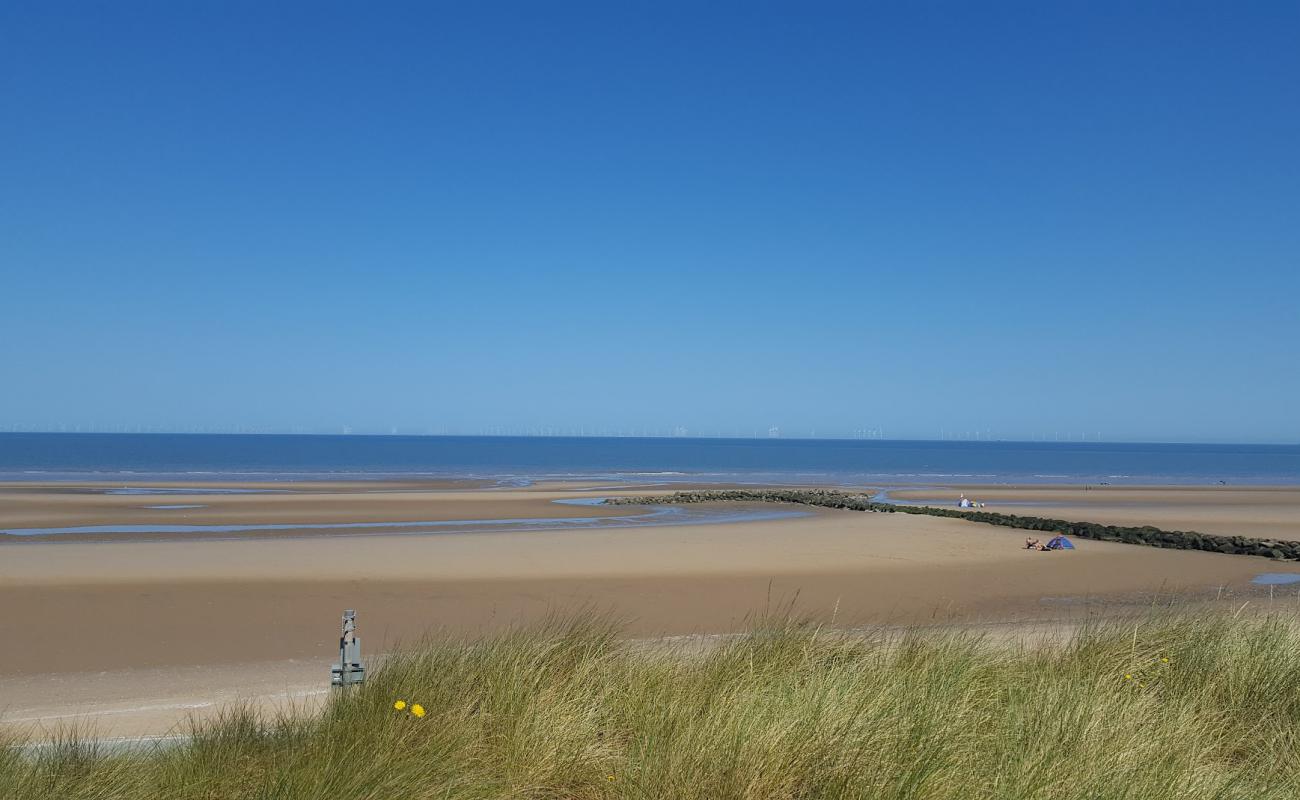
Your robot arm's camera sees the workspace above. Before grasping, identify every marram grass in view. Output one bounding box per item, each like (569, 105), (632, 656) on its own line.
(6, 611), (1300, 799)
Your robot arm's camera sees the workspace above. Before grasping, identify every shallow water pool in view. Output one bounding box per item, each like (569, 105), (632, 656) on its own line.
(1251, 573), (1300, 585)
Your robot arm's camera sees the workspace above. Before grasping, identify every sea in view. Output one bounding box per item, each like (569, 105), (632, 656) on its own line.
(1, 433), (1298, 486)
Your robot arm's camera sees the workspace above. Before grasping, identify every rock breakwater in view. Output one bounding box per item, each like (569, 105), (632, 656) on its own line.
(606, 489), (1300, 561)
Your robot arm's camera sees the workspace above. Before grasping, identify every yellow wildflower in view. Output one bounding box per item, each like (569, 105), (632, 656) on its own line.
(1124, 674), (1132, 680)
(607, 775), (617, 782)
(1161, 657), (1170, 663)
(411, 703), (426, 718)
(394, 700), (407, 711)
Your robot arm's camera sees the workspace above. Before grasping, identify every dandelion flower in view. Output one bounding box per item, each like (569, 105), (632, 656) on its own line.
(394, 700), (407, 711)
(1161, 657), (1170, 663)
(607, 775), (617, 782)
(1124, 674), (1132, 680)
(411, 704), (426, 718)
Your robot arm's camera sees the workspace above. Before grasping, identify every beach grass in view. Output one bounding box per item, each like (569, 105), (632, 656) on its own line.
(5, 610), (1300, 799)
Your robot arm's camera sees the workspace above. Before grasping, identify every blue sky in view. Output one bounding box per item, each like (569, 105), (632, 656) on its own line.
(2, 2), (1297, 442)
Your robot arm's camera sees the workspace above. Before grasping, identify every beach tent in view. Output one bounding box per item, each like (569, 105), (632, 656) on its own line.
(1046, 535), (1075, 550)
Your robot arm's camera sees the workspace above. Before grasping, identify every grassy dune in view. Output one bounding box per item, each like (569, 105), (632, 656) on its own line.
(5, 612), (1300, 799)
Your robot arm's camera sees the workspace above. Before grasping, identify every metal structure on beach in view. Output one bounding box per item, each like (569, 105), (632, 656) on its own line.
(330, 609), (365, 687)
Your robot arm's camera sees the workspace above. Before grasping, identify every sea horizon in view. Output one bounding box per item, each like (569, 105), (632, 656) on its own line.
(3, 432), (1298, 486)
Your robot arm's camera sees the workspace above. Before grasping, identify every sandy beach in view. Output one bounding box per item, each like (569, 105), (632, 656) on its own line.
(3, 481), (1297, 738)
(0, 480), (642, 539)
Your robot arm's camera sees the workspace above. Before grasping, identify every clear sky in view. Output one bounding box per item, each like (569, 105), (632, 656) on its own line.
(2, 2), (1297, 442)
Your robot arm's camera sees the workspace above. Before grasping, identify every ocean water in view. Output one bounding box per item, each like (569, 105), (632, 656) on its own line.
(1, 433), (1297, 486)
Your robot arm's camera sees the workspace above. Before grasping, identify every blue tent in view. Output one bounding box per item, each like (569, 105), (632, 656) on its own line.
(1046, 535), (1075, 550)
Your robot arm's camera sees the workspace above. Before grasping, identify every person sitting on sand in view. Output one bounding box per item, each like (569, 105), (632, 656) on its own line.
(1025, 537), (1041, 550)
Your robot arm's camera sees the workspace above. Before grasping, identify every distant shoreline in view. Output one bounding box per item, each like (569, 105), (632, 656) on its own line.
(3, 430), (1297, 445)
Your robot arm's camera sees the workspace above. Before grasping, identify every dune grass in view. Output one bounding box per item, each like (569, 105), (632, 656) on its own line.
(5, 610), (1300, 799)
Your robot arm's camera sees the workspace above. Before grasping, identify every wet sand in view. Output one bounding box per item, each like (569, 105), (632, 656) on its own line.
(0, 481), (639, 538)
(0, 480), (811, 542)
(2, 481), (1296, 738)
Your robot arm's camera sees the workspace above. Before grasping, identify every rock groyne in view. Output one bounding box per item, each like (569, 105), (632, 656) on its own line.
(606, 489), (1300, 561)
